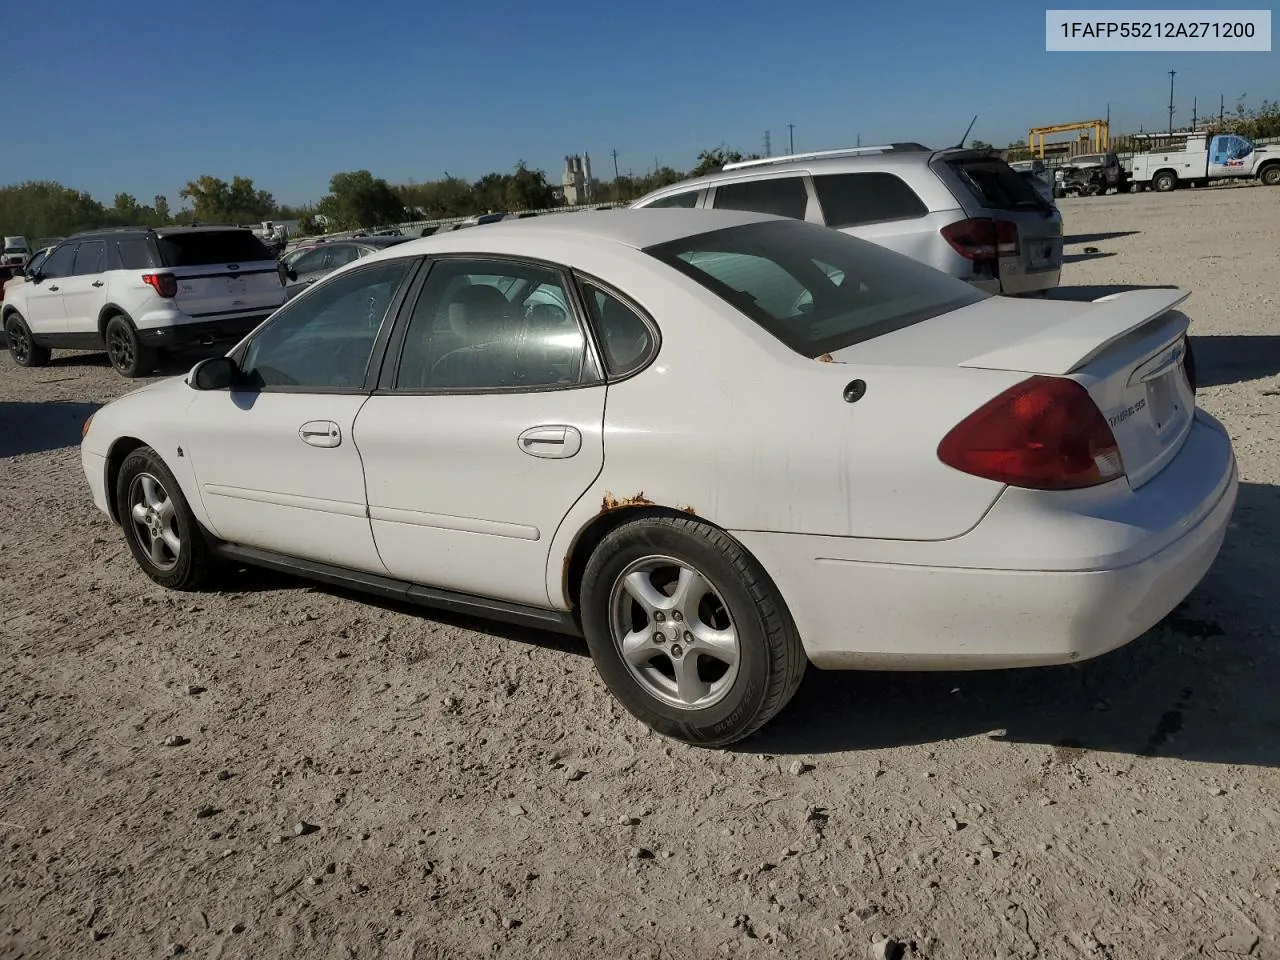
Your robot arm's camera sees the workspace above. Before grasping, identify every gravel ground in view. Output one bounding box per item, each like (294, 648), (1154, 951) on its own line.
(2, 186), (1279, 960)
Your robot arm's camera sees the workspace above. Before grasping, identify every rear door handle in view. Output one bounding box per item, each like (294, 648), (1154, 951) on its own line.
(91, 280), (104, 288)
(299, 420), (342, 448)
(518, 425), (582, 459)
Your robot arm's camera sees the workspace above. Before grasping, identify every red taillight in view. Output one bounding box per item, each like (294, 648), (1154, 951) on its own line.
(940, 218), (1019, 261)
(937, 376), (1124, 490)
(142, 273), (178, 298)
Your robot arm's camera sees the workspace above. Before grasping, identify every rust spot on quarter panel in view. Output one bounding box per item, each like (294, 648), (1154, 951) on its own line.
(817, 353), (835, 363)
(601, 491), (656, 512)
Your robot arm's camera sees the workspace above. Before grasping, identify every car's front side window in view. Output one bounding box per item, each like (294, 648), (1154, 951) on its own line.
(290, 247), (329, 275)
(38, 244), (77, 279)
(239, 258), (415, 391)
(646, 191), (700, 209)
(394, 259), (591, 392)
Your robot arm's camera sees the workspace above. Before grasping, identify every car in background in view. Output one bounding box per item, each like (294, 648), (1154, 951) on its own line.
(81, 209), (1234, 747)
(630, 144), (1063, 297)
(0, 262), (25, 297)
(3, 225), (286, 377)
(281, 236), (414, 300)
(1056, 152), (1126, 194)
(2, 236), (30, 266)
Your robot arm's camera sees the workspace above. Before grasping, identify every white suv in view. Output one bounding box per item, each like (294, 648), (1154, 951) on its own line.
(630, 145), (1064, 297)
(2, 226), (286, 377)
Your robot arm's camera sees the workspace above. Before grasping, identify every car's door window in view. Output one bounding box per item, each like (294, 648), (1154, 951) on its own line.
(239, 258), (415, 391)
(712, 177), (808, 219)
(290, 247), (329, 275)
(38, 244), (77, 279)
(646, 190), (701, 209)
(327, 244), (361, 269)
(579, 281), (657, 377)
(72, 240), (106, 276)
(395, 259), (590, 391)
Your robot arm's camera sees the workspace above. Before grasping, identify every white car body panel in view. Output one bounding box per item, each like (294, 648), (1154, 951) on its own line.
(355, 388), (607, 608)
(182, 391), (387, 573)
(81, 209), (1237, 672)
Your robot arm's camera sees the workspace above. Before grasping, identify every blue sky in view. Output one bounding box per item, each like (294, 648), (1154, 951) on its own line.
(3, 0), (1275, 207)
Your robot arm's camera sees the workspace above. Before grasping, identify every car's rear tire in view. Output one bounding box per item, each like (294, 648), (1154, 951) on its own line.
(579, 515), (806, 747)
(104, 314), (156, 378)
(4, 313), (51, 368)
(1154, 172), (1177, 192)
(115, 446), (216, 591)
(1260, 165), (1280, 187)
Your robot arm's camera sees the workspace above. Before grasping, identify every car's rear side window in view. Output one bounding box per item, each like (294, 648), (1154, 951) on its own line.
(156, 231), (274, 267)
(712, 177), (808, 220)
(117, 238), (158, 269)
(812, 172), (929, 228)
(645, 219), (985, 359)
(947, 158), (1048, 211)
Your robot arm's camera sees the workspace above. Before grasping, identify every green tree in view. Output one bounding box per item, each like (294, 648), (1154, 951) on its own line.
(689, 147), (760, 178)
(504, 161), (555, 211)
(0, 181), (108, 238)
(152, 194), (171, 224)
(317, 170), (407, 229)
(179, 175), (275, 223)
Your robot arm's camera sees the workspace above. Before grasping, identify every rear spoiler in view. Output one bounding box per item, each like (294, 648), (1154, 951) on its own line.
(959, 288), (1191, 376)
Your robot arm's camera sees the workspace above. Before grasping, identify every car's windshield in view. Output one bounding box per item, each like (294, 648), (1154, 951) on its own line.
(645, 218), (987, 358)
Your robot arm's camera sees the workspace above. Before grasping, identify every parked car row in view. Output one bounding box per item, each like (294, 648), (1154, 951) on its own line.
(76, 208), (1235, 746)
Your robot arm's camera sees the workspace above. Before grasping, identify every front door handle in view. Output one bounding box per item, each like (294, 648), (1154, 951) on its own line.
(299, 420), (342, 448)
(48, 285), (59, 291)
(518, 425), (582, 459)
(92, 280), (105, 288)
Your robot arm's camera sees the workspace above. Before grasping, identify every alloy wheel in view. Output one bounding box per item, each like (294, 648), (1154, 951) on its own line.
(608, 555), (741, 710)
(128, 473), (181, 571)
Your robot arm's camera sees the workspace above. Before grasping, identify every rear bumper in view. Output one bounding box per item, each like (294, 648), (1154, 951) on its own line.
(136, 313), (272, 349)
(735, 410), (1237, 670)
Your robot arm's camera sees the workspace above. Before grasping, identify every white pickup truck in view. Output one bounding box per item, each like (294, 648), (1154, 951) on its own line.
(1130, 133), (1280, 192)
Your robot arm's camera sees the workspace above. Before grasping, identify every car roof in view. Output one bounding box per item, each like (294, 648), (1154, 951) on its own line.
(375, 208), (782, 257)
(352, 236), (411, 248)
(632, 147), (955, 201)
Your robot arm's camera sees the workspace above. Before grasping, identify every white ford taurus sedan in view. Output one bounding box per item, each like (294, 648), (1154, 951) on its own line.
(80, 209), (1238, 746)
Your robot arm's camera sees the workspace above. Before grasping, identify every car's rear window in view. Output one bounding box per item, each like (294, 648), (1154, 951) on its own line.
(947, 157), (1050, 212)
(645, 219), (986, 359)
(155, 230), (274, 267)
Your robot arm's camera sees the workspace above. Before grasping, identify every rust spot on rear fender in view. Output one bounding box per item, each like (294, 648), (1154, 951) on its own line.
(601, 491), (655, 512)
(817, 353), (834, 363)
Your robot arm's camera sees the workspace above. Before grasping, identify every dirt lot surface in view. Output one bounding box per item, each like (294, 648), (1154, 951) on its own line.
(2, 187), (1279, 960)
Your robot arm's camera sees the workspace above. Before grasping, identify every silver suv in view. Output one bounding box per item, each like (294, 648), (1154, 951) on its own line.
(630, 145), (1063, 296)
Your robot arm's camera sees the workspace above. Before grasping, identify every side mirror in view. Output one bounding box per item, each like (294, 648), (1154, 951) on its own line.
(286, 268), (298, 282)
(188, 355), (239, 390)
(28, 271), (43, 284)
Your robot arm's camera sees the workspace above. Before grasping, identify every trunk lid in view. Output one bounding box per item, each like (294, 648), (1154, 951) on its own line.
(830, 288), (1196, 490)
(152, 230), (284, 316)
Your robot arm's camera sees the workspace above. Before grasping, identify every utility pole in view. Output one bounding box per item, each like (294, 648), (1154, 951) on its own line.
(1219, 94), (1225, 126)
(787, 123), (795, 154)
(611, 149), (620, 202)
(764, 130), (771, 157)
(1191, 96), (1197, 130)
(1167, 70), (1176, 134)
(856, 133), (861, 147)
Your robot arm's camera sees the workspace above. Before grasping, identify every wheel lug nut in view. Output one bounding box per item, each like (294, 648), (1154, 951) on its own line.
(654, 612), (665, 623)
(653, 632), (665, 644)
(670, 644), (683, 658)
(684, 631), (693, 642)
(672, 611), (683, 622)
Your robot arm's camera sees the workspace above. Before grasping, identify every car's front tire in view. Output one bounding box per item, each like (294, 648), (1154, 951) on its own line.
(104, 314), (156, 378)
(115, 446), (216, 591)
(4, 313), (51, 368)
(580, 516), (806, 747)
